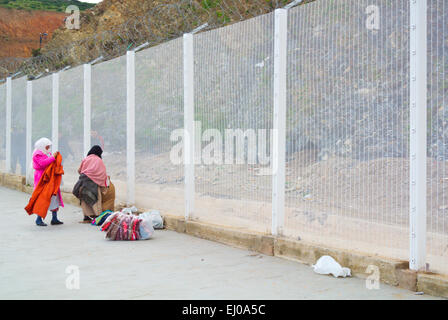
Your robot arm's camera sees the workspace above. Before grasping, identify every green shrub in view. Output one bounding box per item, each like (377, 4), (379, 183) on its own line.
(0, 0), (95, 12)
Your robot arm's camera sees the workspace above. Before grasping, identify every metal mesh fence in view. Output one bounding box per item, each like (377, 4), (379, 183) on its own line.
(193, 13), (275, 233)
(285, 0), (410, 260)
(59, 65), (85, 192)
(32, 75), (52, 150)
(427, 0), (448, 275)
(135, 38), (184, 216)
(0, 83), (5, 172)
(91, 55), (127, 203)
(11, 77), (27, 176)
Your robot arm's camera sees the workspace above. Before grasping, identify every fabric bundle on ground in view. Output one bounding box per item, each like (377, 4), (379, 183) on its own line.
(25, 152), (64, 219)
(91, 210), (113, 226)
(100, 211), (154, 241)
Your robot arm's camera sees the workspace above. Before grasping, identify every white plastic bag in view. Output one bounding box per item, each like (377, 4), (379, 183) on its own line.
(140, 210), (163, 229)
(121, 206), (138, 214)
(312, 255), (351, 278)
(138, 215), (155, 240)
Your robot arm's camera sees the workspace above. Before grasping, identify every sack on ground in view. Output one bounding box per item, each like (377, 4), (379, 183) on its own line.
(139, 214), (154, 240)
(140, 210), (163, 229)
(100, 211), (154, 241)
(121, 206), (138, 214)
(101, 212), (141, 241)
(312, 255), (351, 278)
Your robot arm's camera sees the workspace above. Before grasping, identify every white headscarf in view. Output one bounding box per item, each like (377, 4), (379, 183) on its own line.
(34, 137), (52, 156)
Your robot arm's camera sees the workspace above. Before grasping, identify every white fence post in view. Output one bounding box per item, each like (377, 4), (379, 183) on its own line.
(183, 33), (195, 221)
(409, 0), (427, 271)
(26, 80), (32, 185)
(52, 72), (59, 152)
(83, 64), (91, 157)
(5, 77), (11, 173)
(272, 8), (288, 236)
(126, 50), (136, 206)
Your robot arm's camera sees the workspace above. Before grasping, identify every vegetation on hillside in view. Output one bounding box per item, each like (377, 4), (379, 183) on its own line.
(0, 0), (95, 12)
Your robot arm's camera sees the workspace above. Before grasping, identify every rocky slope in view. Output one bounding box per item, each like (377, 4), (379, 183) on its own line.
(42, 0), (307, 63)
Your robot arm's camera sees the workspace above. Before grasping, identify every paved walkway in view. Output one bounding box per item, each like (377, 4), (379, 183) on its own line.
(0, 186), (441, 300)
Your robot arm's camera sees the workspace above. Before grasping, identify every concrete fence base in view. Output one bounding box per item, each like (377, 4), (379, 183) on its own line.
(2, 172), (447, 299)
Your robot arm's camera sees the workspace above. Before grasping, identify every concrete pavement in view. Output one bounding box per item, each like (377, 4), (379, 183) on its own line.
(0, 186), (442, 300)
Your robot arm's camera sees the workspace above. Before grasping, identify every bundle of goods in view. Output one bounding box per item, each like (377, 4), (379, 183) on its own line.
(100, 211), (154, 241)
(91, 210), (113, 226)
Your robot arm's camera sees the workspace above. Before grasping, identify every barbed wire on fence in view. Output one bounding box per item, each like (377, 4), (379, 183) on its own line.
(0, 0), (312, 80)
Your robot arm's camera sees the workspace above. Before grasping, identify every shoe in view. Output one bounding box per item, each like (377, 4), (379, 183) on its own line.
(36, 220), (47, 227)
(51, 220), (63, 225)
(80, 216), (92, 224)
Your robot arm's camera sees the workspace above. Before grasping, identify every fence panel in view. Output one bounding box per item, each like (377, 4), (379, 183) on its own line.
(285, 0), (411, 261)
(91, 56), (127, 204)
(193, 13), (275, 233)
(59, 66), (85, 192)
(427, 0), (448, 275)
(11, 77), (27, 176)
(32, 75), (53, 157)
(135, 38), (184, 216)
(0, 83), (5, 172)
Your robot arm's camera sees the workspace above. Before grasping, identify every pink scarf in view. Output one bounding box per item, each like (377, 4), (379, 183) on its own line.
(78, 154), (108, 187)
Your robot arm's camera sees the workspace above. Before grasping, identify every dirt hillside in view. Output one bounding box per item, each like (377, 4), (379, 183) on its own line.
(0, 7), (66, 58)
